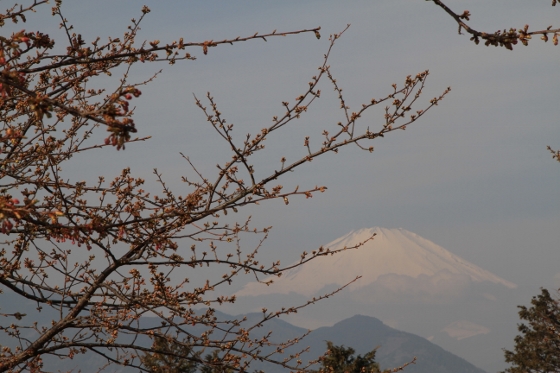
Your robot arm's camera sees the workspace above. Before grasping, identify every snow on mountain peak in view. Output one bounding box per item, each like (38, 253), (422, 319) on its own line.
(236, 227), (516, 297)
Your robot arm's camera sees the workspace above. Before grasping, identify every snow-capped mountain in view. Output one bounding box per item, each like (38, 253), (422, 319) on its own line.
(237, 227), (516, 297)
(227, 227), (522, 373)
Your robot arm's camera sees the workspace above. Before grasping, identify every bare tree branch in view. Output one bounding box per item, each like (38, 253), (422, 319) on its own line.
(428, 0), (560, 49)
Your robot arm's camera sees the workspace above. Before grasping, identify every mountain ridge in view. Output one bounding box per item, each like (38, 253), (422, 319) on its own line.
(0, 294), (488, 373)
(214, 312), (488, 373)
(283, 313), (487, 373)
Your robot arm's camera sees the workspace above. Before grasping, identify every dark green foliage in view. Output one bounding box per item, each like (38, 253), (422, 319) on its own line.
(140, 336), (200, 373)
(503, 288), (560, 373)
(199, 350), (234, 373)
(141, 337), (235, 373)
(318, 341), (381, 373)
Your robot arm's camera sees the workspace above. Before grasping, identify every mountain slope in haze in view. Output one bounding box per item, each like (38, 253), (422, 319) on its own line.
(237, 227), (516, 297)
(226, 227), (519, 373)
(303, 315), (487, 373)
(1, 228), (514, 373)
(247, 314), (487, 373)
(0, 291), (488, 373)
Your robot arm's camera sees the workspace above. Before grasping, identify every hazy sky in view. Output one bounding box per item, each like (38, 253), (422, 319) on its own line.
(12, 1), (560, 296)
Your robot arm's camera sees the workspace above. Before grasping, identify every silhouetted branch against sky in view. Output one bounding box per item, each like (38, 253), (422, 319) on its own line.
(0, 2), (451, 372)
(428, 0), (560, 49)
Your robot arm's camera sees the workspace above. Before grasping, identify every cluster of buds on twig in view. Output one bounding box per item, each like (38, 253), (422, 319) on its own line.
(470, 28), (520, 50)
(429, 0), (560, 50)
(533, 25), (560, 45)
(0, 127), (24, 149)
(0, 30), (31, 61)
(28, 94), (53, 120)
(0, 196), (63, 233)
(0, 197), (28, 233)
(0, 69), (25, 98)
(103, 87), (141, 150)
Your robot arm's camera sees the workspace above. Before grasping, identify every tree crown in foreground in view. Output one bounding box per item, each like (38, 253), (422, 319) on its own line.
(316, 341), (382, 373)
(503, 288), (560, 373)
(0, 2), (446, 372)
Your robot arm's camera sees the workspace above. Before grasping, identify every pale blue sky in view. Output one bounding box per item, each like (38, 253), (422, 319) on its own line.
(11, 1), (560, 293)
